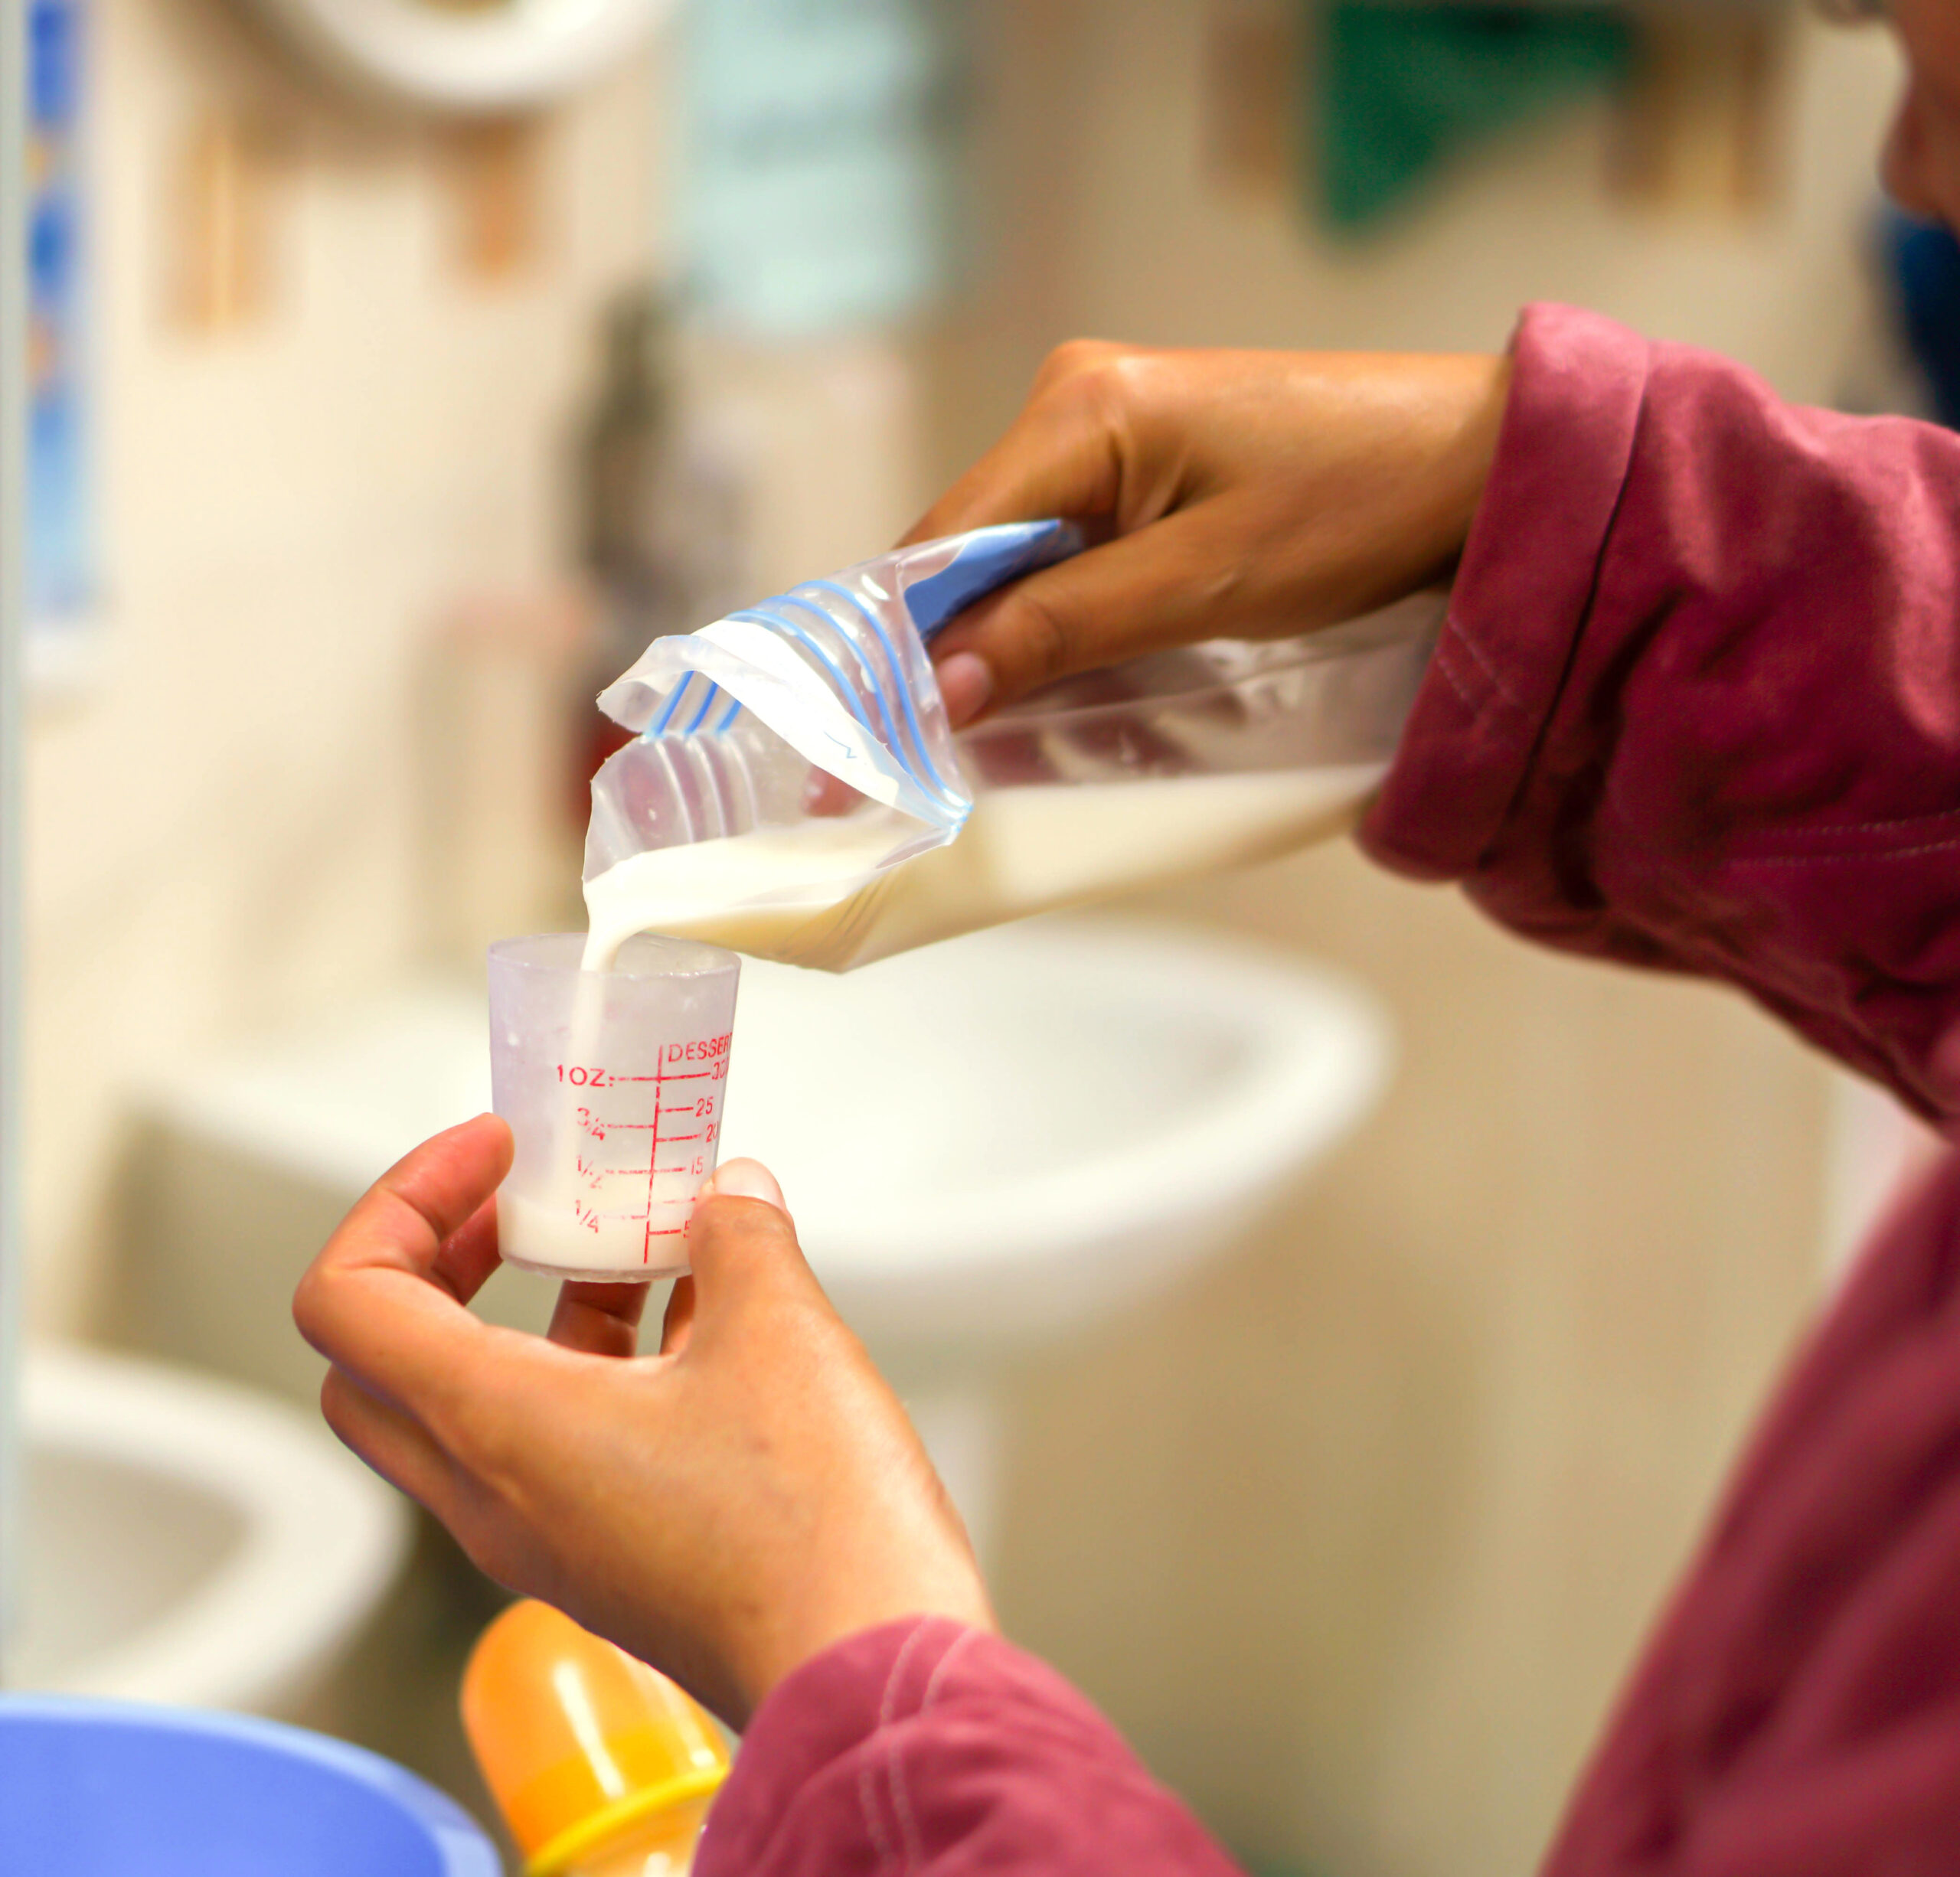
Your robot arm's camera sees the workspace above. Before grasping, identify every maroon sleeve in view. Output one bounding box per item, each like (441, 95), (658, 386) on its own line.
(694, 1618), (1241, 1877)
(1364, 306), (1960, 1870)
(1536, 1148), (1960, 1876)
(1362, 303), (1960, 1123)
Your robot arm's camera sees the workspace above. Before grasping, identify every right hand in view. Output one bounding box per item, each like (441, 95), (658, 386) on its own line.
(906, 341), (1512, 723)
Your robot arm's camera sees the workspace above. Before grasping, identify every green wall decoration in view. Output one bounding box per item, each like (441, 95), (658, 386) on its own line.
(1315, 3), (1633, 233)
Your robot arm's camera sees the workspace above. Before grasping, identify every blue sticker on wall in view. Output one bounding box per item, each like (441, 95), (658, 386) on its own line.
(28, 0), (93, 625)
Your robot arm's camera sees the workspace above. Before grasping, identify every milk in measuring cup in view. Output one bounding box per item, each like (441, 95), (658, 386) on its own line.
(488, 934), (738, 1282)
(504, 1031), (730, 1277)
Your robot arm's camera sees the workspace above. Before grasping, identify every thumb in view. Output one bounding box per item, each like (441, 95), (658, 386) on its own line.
(685, 1159), (813, 1314)
(702, 1157), (787, 1212)
(930, 500), (1272, 711)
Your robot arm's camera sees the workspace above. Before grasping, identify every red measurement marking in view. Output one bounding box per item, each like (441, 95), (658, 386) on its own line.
(644, 1052), (665, 1265)
(553, 1041), (724, 1268)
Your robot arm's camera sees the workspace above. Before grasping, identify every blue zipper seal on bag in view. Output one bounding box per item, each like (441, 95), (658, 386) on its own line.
(639, 519), (1084, 808)
(902, 519), (1081, 640)
(804, 580), (960, 808)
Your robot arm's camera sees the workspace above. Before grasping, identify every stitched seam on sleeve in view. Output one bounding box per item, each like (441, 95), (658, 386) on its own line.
(1448, 323), (1655, 876)
(1524, 345), (1652, 739)
(1427, 633), (1482, 714)
(885, 1627), (982, 1874)
(1446, 311), (1655, 747)
(857, 1754), (899, 1873)
(918, 1627), (978, 1715)
(1596, 784), (1960, 870)
(1439, 610), (1527, 716)
(1596, 774), (1960, 859)
(1745, 805), (1960, 841)
(858, 1621), (934, 1872)
(1727, 834), (1960, 867)
(884, 1623), (955, 1875)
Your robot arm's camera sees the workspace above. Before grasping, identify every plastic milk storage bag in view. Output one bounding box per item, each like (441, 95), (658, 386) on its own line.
(582, 521), (1440, 972)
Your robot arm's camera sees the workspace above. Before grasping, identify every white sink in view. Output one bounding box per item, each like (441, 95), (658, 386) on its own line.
(119, 918), (1390, 1555)
(724, 922), (1388, 1355)
(10, 1344), (410, 1715)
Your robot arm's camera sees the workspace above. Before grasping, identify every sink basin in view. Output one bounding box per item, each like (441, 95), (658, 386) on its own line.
(117, 917), (1390, 1555)
(11, 1345), (410, 1715)
(724, 922), (1388, 1355)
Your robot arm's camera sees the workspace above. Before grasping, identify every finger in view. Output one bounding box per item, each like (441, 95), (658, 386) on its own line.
(684, 1159), (817, 1317)
(376, 1113), (515, 1256)
(435, 1196), (503, 1307)
(800, 765), (864, 818)
(320, 1365), (458, 1521)
(933, 651), (994, 730)
(703, 1157), (788, 1213)
(548, 1279), (652, 1359)
(293, 1114), (513, 1408)
(898, 371), (1126, 548)
(655, 1163), (791, 1354)
(660, 1275), (697, 1356)
(927, 500), (1293, 710)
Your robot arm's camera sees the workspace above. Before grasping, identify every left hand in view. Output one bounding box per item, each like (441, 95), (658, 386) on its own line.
(292, 1115), (995, 1726)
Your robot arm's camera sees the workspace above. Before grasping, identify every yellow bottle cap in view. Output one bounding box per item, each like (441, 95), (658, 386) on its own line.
(461, 1601), (730, 1877)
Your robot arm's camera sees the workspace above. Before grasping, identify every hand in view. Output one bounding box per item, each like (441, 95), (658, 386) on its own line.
(906, 341), (1512, 723)
(292, 1115), (994, 1727)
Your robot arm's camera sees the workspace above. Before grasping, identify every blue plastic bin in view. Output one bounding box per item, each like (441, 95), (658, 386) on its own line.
(0, 1696), (499, 1874)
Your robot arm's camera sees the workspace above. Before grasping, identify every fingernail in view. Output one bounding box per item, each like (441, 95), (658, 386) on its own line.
(702, 1157), (786, 1210)
(934, 651), (995, 729)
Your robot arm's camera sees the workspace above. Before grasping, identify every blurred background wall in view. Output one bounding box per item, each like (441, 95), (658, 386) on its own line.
(19, 4), (1916, 1875)
(23, 0), (662, 1332)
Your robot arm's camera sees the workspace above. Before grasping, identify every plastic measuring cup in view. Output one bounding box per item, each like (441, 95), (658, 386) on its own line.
(488, 934), (740, 1283)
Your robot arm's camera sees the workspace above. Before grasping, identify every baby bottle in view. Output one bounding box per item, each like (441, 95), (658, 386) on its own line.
(461, 1600), (730, 1877)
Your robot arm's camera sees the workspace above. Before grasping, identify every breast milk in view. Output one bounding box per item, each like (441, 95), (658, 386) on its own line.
(578, 530), (1440, 973)
(581, 763), (1387, 974)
